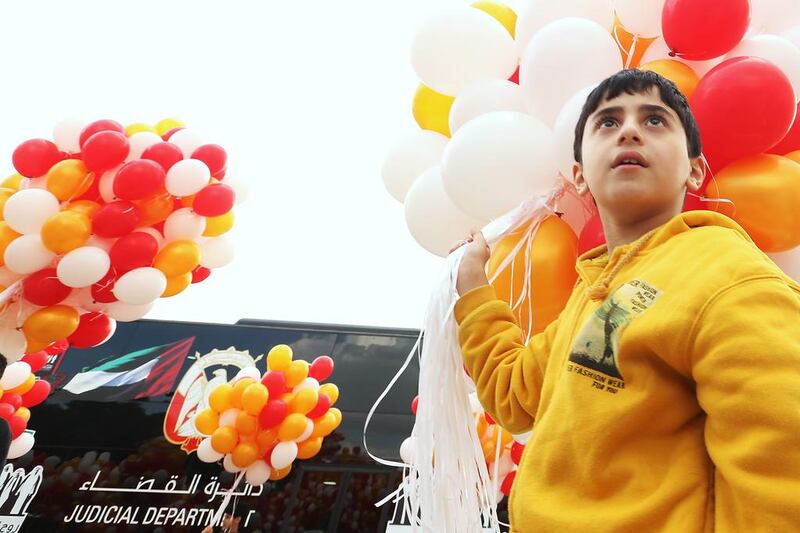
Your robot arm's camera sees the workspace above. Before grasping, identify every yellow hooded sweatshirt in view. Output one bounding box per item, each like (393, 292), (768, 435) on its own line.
(455, 211), (800, 532)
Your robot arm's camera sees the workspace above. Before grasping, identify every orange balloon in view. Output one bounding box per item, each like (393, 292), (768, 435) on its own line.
(203, 212), (235, 237)
(280, 392), (295, 405)
(162, 273), (192, 298)
(611, 16), (657, 69)
(1, 174), (23, 190)
(65, 200), (102, 219)
(46, 159), (93, 201)
(291, 387), (318, 415)
(786, 150), (800, 166)
(641, 59), (700, 100)
(487, 215), (578, 336)
(235, 411), (259, 436)
(211, 426), (239, 454)
(476, 415), (489, 438)
(242, 383), (269, 415)
(15, 407), (30, 423)
(0, 223), (21, 267)
(209, 383), (234, 413)
(297, 437), (323, 459)
(8, 374), (35, 395)
(284, 360), (309, 389)
(278, 413), (308, 441)
(270, 465), (292, 481)
(134, 193), (174, 227)
(195, 408), (220, 435)
(0, 188), (15, 220)
(318, 383), (339, 405)
(232, 441), (259, 468)
(230, 378), (255, 409)
(22, 305), (80, 343)
(311, 411), (337, 439)
(256, 428), (279, 455)
(709, 154), (800, 252)
(24, 338), (51, 353)
(154, 240), (201, 277)
(41, 211), (92, 254)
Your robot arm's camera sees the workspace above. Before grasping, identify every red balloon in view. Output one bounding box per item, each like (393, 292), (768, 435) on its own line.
(82, 131), (130, 172)
(45, 339), (69, 354)
(307, 394), (332, 419)
(12, 139), (63, 178)
(23, 268), (72, 306)
(484, 412), (495, 425)
(691, 57), (796, 172)
(192, 183), (235, 217)
(683, 192), (704, 212)
(8, 416), (26, 440)
(109, 231), (158, 273)
(21, 351), (48, 373)
(141, 142), (184, 172)
(261, 371), (287, 397)
(113, 160), (166, 200)
(21, 380), (51, 408)
(309, 356), (334, 381)
(162, 128), (184, 141)
(578, 213), (605, 255)
(191, 144), (228, 178)
(0, 404), (14, 421)
(79, 119), (125, 148)
(191, 266), (211, 284)
(769, 102), (800, 156)
(68, 312), (115, 349)
(508, 66), (519, 85)
(93, 200), (141, 238)
(258, 399), (288, 428)
(500, 471), (516, 496)
(662, 0), (749, 61)
(510, 442), (525, 465)
(91, 268), (118, 303)
(2, 394), (22, 411)
(411, 395), (419, 416)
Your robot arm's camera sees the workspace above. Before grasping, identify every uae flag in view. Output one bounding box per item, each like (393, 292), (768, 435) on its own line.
(59, 338), (194, 400)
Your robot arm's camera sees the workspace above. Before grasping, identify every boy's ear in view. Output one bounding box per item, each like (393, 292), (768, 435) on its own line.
(686, 156), (705, 192)
(573, 163), (589, 196)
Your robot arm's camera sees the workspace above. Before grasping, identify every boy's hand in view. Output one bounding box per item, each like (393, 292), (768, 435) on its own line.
(450, 229), (491, 295)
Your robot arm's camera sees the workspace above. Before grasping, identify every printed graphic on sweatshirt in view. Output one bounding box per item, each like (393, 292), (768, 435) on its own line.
(567, 279), (661, 391)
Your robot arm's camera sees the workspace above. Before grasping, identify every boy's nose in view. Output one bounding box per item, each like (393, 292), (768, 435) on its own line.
(617, 121), (643, 145)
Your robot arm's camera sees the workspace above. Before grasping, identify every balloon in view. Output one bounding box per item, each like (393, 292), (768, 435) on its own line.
(382, 131), (448, 203)
(105, 301), (153, 322)
(21, 379), (50, 408)
(769, 103), (800, 155)
(1, 174), (22, 190)
(54, 118), (86, 153)
(261, 372), (287, 399)
(662, 0), (749, 61)
(307, 394), (331, 420)
(232, 441), (259, 468)
(195, 408), (219, 436)
(413, 84), (454, 137)
(4, 188), (60, 234)
(79, 119), (125, 147)
(46, 159), (93, 201)
(241, 383), (269, 416)
(726, 35), (800, 102)
(411, 7), (517, 96)
(614, 0), (665, 37)
(203, 211), (234, 237)
(153, 240), (201, 278)
(267, 345), (293, 371)
(291, 388), (318, 415)
(168, 129), (205, 158)
(284, 360), (309, 389)
(66, 199), (102, 219)
(404, 167), (487, 256)
(400, 436), (415, 464)
(230, 379), (255, 409)
(162, 273), (192, 297)
(67, 312), (115, 348)
(297, 437), (323, 459)
(411, 395), (419, 415)
(193, 183), (235, 217)
(514, 0), (614, 55)
(98, 166), (119, 203)
(199, 237), (233, 269)
(309, 356), (334, 381)
(471, 1), (516, 36)
(141, 142), (184, 172)
(113, 160), (166, 200)
(22, 268), (71, 306)
(0, 223), (19, 268)
(23, 305), (80, 343)
(211, 426), (238, 454)
(154, 118), (185, 137)
(134, 193), (173, 227)
(14, 407), (30, 423)
(41, 211), (91, 254)
(709, 155), (800, 252)
(225, 175), (248, 204)
(640, 59), (699, 100)
(197, 437), (224, 463)
(125, 132), (162, 161)
(0, 362), (31, 390)
(125, 123), (156, 136)
(692, 58), (795, 172)
(553, 86), (596, 181)
(245, 460), (271, 486)
(191, 144), (227, 177)
(93, 200), (141, 238)
(21, 351), (48, 372)
(2, 394), (22, 411)
(5, 235), (55, 275)
(191, 266), (211, 284)
(270, 465), (292, 481)
(500, 471), (516, 496)
(82, 131), (130, 172)
(318, 383), (339, 405)
(270, 441), (298, 470)
(12, 139), (62, 178)
(449, 79), (525, 135)
(163, 208), (205, 242)
(258, 399), (288, 429)
(235, 412), (259, 436)
(750, 0), (800, 34)
(7, 416), (26, 440)
(510, 441), (525, 465)
(57, 247), (111, 288)
(209, 383), (234, 413)
(578, 212), (606, 254)
(109, 232), (159, 273)
(488, 216), (578, 335)
(0, 330), (25, 364)
(113, 267), (167, 305)
(520, 18), (621, 125)
(0, 404), (16, 421)
(442, 112), (556, 220)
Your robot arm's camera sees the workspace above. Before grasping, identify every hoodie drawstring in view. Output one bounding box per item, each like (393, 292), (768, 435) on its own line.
(585, 230), (656, 301)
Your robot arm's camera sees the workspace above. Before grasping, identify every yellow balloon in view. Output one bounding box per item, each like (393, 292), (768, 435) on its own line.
(203, 212), (235, 237)
(41, 211), (91, 254)
(22, 305), (80, 343)
(153, 240), (201, 277)
(311, 411), (337, 439)
(8, 374), (35, 395)
(125, 123), (157, 137)
(291, 387), (318, 415)
(15, 407), (30, 423)
(155, 118), (185, 136)
(46, 159), (93, 201)
(232, 441), (259, 468)
(0, 222), (20, 267)
(194, 408), (219, 435)
(0, 188), (15, 220)
(65, 200), (102, 219)
(471, 1), (517, 36)
(318, 383), (339, 405)
(297, 437), (323, 459)
(235, 411), (259, 436)
(641, 59), (700, 100)
(267, 345), (293, 372)
(209, 383), (234, 413)
(413, 84), (454, 137)
(231, 378), (256, 409)
(162, 273), (192, 298)
(278, 413), (308, 441)
(329, 407), (342, 431)
(211, 426), (238, 454)
(285, 360), (309, 389)
(242, 383), (269, 415)
(270, 465), (292, 481)
(1, 174), (23, 190)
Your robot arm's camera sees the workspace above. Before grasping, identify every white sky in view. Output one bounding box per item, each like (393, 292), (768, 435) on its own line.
(0, 0), (521, 329)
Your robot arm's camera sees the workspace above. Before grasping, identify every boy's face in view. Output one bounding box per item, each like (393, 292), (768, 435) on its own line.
(573, 88), (704, 224)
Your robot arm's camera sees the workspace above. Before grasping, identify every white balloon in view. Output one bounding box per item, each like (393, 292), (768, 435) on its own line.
(640, 37), (719, 76)
(223, 454), (243, 473)
(57, 247), (110, 288)
(133, 227), (164, 248)
(449, 79), (526, 134)
(106, 301), (153, 322)
(292, 378), (320, 394)
(169, 129), (205, 158)
(613, 0), (665, 37)
(270, 441), (298, 470)
(382, 131), (448, 203)
(86, 235), (114, 253)
(521, 18), (622, 125)
(0, 329), (26, 363)
(404, 167), (487, 257)
(197, 438), (224, 463)
(20, 177), (47, 190)
(442, 111), (557, 220)
(224, 175), (248, 205)
(726, 35), (800, 101)
(516, 0), (615, 55)
(295, 419), (314, 443)
(5, 235), (55, 274)
(200, 237), (233, 269)
(219, 408), (241, 428)
(113, 267), (167, 305)
(411, 7), (517, 96)
(126, 132), (162, 161)
(233, 367), (262, 383)
(553, 85), (596, 181)
(0, 362), (31, 389)
(512, 431), (532, 444)
(164, 208), (206, 242)
(783, 26), (800, 49)
(3, 189), (60, 234)
(245, 460), (271, 486)
(400, 436), (415, 464)
(53, 118), (86, 153)
(8, 433), (35, 460)
(61, 287), (106, 313)
(166, 159), (210, 197)
(750, 0), (800, 34)
(770, 246), (800, 281)
(98, 166), (121, 203)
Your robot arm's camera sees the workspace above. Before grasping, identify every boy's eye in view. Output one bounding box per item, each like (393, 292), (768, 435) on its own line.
(598, 118), (617, 128)
(647, 116), (665, 126)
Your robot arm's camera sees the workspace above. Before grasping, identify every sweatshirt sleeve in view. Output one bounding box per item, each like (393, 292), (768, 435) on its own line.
(454, 284), (559, 434)
(690, 276), (800, 530)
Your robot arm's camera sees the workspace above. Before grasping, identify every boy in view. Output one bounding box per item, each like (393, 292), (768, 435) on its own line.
(453, 70), (800, 532)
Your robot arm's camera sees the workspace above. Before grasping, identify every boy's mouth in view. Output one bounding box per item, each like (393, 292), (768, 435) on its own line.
(611, 151), (649, 169)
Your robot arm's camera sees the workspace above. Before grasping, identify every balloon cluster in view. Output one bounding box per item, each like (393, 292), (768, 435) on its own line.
(192, 346), (341, 487)
(382, 0), (800, 280)
(0, 117), (245, 361)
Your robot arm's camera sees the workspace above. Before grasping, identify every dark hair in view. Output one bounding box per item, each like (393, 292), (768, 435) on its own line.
(0, 353), (7, 382)
(573, 69), (702, 163)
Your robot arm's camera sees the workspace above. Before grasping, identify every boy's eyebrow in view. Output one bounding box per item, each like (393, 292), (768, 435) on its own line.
(591, 103), (675, 119)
